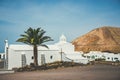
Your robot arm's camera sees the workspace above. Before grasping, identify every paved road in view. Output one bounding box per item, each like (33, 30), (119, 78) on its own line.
(0, 64), (120, 80)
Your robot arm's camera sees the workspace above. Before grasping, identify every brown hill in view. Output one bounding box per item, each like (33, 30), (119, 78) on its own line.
(72, 26), (120, 53)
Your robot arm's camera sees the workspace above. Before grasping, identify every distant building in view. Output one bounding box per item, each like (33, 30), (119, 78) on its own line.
(84, 51), (120, 62)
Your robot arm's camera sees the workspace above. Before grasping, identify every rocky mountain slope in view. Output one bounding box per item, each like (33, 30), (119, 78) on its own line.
(72, 26), (120, 53)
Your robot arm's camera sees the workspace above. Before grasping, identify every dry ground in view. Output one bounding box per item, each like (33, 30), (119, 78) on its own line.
(0, 64), (120, 80)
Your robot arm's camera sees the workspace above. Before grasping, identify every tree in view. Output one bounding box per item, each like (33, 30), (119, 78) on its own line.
(16, 27), (53, 66)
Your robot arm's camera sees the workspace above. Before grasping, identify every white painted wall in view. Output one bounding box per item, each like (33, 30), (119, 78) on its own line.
(41, 51), (61, 64)
(8, 49), (22, 70)
(103, 53), (120, 62)
(57, 43), (74, 53)
(84, 51), (120, 62)
(8, 48), (61, 70)
(62, 52), (89, 64)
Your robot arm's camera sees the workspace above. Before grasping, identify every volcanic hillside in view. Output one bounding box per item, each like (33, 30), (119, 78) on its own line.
(72, 26), (120, 53)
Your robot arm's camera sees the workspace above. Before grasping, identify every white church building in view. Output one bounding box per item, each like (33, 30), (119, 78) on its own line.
(3, 34), (120, 70)
(4, 34), (89, 70)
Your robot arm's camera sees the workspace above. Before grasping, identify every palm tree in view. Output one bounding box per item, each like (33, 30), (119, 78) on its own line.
(16, 27), (53, 66)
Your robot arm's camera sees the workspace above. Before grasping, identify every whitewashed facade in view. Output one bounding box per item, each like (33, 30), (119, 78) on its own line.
(84, 51), (120, 62)
(103, 53), (120, 62)
(55, 35), (88, 64)
(3, 35), (120, 70)
(5, 35), (88, 70)
(7, 45), (60, 70)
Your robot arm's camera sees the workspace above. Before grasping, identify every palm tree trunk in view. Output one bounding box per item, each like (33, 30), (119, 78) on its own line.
(33, 45), (38, 66)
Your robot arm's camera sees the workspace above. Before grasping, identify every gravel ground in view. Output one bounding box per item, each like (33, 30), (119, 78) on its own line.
(0, 64), (120, 80)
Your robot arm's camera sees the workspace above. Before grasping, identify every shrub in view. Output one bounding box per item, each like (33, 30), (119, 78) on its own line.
(16, 61), (86, 72)
(95, 58), (105, 61)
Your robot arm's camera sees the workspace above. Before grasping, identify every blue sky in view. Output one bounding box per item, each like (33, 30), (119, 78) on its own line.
(0, 0), (120, 52)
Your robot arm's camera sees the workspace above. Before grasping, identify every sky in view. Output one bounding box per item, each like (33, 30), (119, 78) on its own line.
(0, 0), (120, 52)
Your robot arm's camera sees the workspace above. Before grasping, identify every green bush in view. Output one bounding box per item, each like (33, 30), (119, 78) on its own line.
(95, 58), (105, 61)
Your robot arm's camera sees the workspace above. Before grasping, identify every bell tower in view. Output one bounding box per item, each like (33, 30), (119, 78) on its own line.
(4, 40), (8, 59)
(60, 34), (67, 42)
(4, 40), (9, 69)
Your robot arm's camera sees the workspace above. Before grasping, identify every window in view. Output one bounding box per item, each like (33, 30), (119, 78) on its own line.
(41, 54), (45, 65)
(31, 56), (34, 59)
(112, 58), (113, 61)
(21, 54), (26, 67)
(50, 56), (53, 59)
(114, 57), (118, 60)
(0, 55), (1, 59)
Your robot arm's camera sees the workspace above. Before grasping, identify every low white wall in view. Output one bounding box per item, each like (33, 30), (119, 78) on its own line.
(8, 49), (60, 70)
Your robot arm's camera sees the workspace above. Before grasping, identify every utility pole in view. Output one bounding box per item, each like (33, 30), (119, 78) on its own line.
(60, 48), (64, 62)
